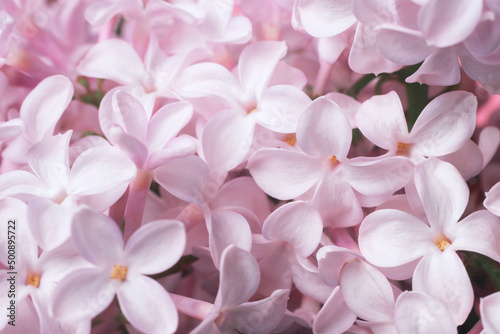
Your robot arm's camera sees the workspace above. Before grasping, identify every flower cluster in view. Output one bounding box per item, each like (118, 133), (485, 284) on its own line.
(0, 0), (500, 333)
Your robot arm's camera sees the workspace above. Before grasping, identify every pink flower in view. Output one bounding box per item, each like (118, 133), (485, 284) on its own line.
(359, 158), (500, 325)
(52, 206), (186, 334)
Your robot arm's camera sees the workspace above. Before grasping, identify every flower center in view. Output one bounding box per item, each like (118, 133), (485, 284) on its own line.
(282, 133), (297, 146)
(435, 237), (451, 252)
(110, 264), (128, 282)
(329, 155), (339, 164)
(27, 274), (40, 288)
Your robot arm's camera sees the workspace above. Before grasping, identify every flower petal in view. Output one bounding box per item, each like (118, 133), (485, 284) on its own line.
(355, 91), (408, 150)
(262, 201), (323, 258)
(117, 275), (178, 334)
(394, 291), (456, 334)
(220, 289), (289, 334)
(480, 291), (500, 334)
(248, 148), (323, 200)
(238, 41), (287, 99)
(296, 97), (352, 160)
(78, 39), (147, 86)
(359, 209), (432, 267)
(52, 268), (117, 321)
(254, 85), (310, 133)
(155, 155), (209, 205)
(340, 259), (395, 322)
(414, 158), (469, 230)
(449, 210), (500, 262)
(218, 245), (260, 309)
(70, 146), (136, 197)
(125, 220), (186, 275)
(202, 110), (255, 172)
(317, 245), (361, 287)
(146, 101), (193, 153)
(375, 25), (432, 65)
(411, 91), (477, 157)
(412, 250), (474, 325)
(20, 75), (73, 142)
(296, 0), (356, 37)
(418, 0), (482, 47)
(313, 287), (357, 334)
(71, 206), (123, 267)
(208, 210), (252, 269)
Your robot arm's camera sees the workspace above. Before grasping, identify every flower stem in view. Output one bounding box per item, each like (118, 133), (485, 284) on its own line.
(123, 169), (154, 242)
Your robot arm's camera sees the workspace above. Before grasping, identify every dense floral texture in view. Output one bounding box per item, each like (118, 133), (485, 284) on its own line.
(0, 0), (499, 333)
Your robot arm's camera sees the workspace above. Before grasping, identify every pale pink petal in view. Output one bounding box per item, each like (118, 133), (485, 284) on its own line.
(268, 61), (308, 89)
(289, 253), (334, 303)
(146, 134), (197, 170)
(485, 181), (500, 217)
(313, 287), (357, 334)
(449, 210), (500, 262)
(406, 49), (461, 86)
(351, 0), (396, 26)
(71, 206), (123, 267)
(254, 85), (311, 133)
(52, 268), (117, 321)
(217, 246), (260, 309)
(394, 291), (456, 333)
(349, 24), (403, 75)
(20, 75), (73, 142)
(215, 15), (253, 44)
(174, 62), (241, 108)
(317, 245), (361, 287)
(439, 139), (483, 180)
(208, 210), (252, 269)
(480, 291), (500, 334)
(324, 92), (361, 129)
(317, 35), (348, 64)
(479, 126), (500, 168)
(359, 209), (433, 267)
(418, 0), (482, 47)
(238, 41), (287, 99)
(27, 132), (70, 191)
(355, 91), (408, 150)
(211, 176), (271, 226)
(117, 275), (178, 334)
(248, 148), (323, 200)
(262, 201), (322, 257)
(296, 0), (356, 37)
(0, 170), (47, 201)
(297, 97), (352, 160)
(312, 173), (364, 228)
(414, 158), (469, 229)
(77, 39), (147, 86)
(146, 101), (193, 153)
(103, 91), (148, 142)
(27, 197), (74, 251)
(202, 110), (255, 172)
(345, 156), (413, 197)
(154, 155), (209, 205)
(220, 289), (289, 334)
(412, 250), (474, 325)
(125, 220), (186, 275)
(340, 259), (395, 322)
(70, 146), (136, 197)
(411, 91), (477, 156)
(0, 118), (23, 141)
(106, 124), (149, 168)
(375, 25), (432, 65)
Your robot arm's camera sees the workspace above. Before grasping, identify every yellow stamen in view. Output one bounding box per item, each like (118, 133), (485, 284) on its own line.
(27, 274), (40, 288)
(329, 155), (338, 164)
(282, 134), (297, 146)
(249, 108), (258, 114)
(435, 237), (451, 252)
(397, 142), (410, 151)
(110, 264), (128, 282)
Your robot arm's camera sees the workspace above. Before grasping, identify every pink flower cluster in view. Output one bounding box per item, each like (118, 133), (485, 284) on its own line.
(0, 0), (500, 333)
